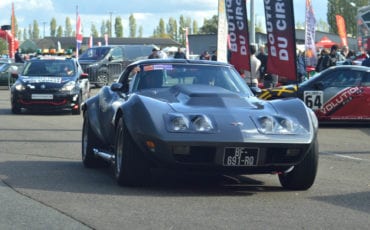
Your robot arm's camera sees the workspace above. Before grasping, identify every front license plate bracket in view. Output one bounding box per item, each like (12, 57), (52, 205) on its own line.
(223, 147), (258, 166)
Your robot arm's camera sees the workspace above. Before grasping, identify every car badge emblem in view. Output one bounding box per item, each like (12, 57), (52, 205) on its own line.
(231, 122), (243, 127)
(41, 84), (45, 89)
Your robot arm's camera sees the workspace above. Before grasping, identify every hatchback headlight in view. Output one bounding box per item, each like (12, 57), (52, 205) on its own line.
(14, 82), (25, 91)
(61, 81), (76, 91)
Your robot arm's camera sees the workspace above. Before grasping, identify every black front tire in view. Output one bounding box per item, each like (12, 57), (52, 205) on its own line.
(114, 117), (151, 186)
(95, 71), (109, 87)
(279, 139), (319, 190)
(11, 103), (21, 114)
(82, 112), (102, 168)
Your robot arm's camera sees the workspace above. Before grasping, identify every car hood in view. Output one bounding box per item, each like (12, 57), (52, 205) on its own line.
(137, 84), (268, 114)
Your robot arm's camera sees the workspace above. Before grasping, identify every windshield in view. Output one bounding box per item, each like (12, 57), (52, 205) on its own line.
(79, 47), (110, 60)
(130, 63), (253, 96)
(22, 59), (76, 77)
(123, 45), (156, 61)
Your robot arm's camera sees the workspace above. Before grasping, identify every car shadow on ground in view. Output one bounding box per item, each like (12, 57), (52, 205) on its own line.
(0, 160), (284, 197)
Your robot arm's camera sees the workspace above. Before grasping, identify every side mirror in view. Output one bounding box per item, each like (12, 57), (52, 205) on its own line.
(11, 72), (19, 79)
(110, 82), (123, 92)
(108, 56), (113, 61)
(250, 86), (262, 96)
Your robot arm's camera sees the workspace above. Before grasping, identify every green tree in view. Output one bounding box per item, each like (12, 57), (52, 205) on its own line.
(199, 15), (218, 34)
(91, 24), (99, 37)
(138, 26), (143, 38)
(327, 0), (367, 36)
(57, 25), (63, 37)
(105, 20), (111, 37)
(167, 17), (178, 40)
(100, 20), (107, 36)
(32, 20), (40, 39)
(28, 24), (32, 39)
(317, 19), (329, 32)
(129, 14), (136, 38)
(115, 16), (124, 38)
(50, 17), (57, 37)
(0, 39), (7, 56)
(154, 18), (167, 38)
(192, 20), (198, 34)
(23, 28), (27, 40)
(65, 17), (72, 36)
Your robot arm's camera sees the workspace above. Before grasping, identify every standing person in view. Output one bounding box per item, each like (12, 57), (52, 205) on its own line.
(256, 45), (268, 86)
(361, 51), (370, 67)
(15, 49), (24, 63)
(320, 45), (341, 71)
(297, 49), (307, 83)
(199, 51), (210, 60)
(148, 48), (160, 59)
(315, 48), (329, 72)
(244, 44), (261, 88)
(174, 47), (186, 59)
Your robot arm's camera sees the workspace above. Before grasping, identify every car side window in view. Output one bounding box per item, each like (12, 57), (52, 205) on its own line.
(361, 73), (370, 86)
(111, 48), (123, 60)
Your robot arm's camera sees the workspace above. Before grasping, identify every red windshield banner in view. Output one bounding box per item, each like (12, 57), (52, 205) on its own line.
(225, 0), (250, 72)
(263, 0), (297, 82)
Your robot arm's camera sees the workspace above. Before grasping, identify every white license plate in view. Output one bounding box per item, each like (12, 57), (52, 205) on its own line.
(31, 94), (53, 100)
(223, 147), (258, 166)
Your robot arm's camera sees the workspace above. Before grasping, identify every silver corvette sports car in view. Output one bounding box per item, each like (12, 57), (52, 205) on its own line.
(81, 59), (319, 190)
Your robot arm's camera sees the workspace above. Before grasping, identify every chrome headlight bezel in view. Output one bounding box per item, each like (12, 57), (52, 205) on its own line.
(165, 113), (217, 133)
(255, 115), (308, 135)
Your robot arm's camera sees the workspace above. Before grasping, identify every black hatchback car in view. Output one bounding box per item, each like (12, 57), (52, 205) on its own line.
(10, 56), (90, 115)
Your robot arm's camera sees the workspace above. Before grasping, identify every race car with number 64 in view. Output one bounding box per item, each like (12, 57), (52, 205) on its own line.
(81, 59), (319, 190)
(259, 65), (370, 123)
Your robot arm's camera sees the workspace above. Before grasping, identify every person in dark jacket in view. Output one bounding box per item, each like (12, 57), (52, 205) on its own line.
(174, 47), (186, 59)
(15, 49), (24, 63)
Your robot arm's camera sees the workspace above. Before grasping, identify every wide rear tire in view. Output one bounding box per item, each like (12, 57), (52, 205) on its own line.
(114, 117), (151, 186)
(279, 139), (319, 190)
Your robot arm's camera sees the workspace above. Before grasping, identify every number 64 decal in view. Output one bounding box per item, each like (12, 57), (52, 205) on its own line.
(304, 91), (323, 110)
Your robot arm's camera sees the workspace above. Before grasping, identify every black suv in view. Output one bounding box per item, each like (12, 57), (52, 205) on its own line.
(78, 44), (158, 87)
(10, 56), (90, 115)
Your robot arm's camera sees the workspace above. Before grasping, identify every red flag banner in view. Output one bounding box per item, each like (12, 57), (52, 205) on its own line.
(336, 15), (348, 47)
(225, 0), (250, 72)
(263, 0), (297, 82)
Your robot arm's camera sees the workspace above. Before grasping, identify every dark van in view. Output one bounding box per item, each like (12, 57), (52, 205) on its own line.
(78, 44), (158, 87)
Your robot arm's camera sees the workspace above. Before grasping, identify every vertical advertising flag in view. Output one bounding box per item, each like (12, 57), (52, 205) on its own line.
(336, 15), (348, 47)
(263, 0), (297, 82)
(225, 0), (250, 72)
(305, 0), (317, 67)
(104, 33), (109, 46)
(217, 0), (228, 62)
(89, 35), (93, 48)
(76, 14), (83, 58)
(184, 27), (190, 59)
(10, 2), (16, 58)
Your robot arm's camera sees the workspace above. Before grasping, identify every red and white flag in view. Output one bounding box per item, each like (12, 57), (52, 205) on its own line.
(76, 14), (82, 58)
(88, 35), (93, 48)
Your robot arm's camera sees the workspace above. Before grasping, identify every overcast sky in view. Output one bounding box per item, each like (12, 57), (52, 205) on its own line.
(1, 0), (327, 37)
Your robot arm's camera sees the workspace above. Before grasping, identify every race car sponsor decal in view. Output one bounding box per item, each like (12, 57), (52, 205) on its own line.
(143, 65), (173, 71)
(303, 91), (323, 110)
(316, 87), (361, 116)
(22, 77), (62, 84)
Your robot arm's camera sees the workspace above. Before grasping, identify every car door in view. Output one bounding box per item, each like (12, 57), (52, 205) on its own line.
(307, 69), (366, 120)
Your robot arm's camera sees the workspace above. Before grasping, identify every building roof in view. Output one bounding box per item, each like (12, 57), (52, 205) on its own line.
(20, 37), (181, 52)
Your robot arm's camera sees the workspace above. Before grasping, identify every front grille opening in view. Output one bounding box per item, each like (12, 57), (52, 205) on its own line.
(173, 146), (216, 163)
(265, 148), (301, 164)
